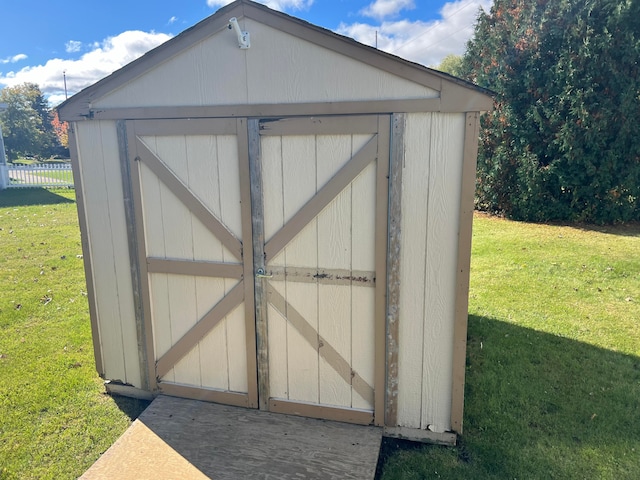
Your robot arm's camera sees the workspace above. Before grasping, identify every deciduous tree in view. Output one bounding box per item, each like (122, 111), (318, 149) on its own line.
(0, 83), (59, 161)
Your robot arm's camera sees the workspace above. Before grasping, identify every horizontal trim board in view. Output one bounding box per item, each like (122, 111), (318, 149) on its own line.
(147, 258), (243, 278)
(70, 98), (443, 122)
(156, 281), (244, 378)
(159, 382), (250, 408)
(259, 116), (379, 136)
(383, 426), (457, 446)
(268, 266), (375, 287)
(132, 118), (238, 136)
(269, 399), (374, 425)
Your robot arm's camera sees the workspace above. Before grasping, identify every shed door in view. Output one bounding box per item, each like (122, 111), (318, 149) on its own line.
(127, 115), (389, 425)
(254, 116), (390, 425)
(128, 118), (258, 408)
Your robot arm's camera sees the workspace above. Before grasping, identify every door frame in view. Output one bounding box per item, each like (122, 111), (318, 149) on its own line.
(120, 114), (391, 426)
(248, 115), (390, 426)
(123, 117), (259, 408)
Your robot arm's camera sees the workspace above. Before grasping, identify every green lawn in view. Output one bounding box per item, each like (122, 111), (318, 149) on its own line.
(380, 214), (640, 479)
(0, 189), (148, 480)
(1, 189), (638, 479)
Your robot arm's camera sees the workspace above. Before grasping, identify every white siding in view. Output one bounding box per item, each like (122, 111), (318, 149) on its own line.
(397, 112), (465, 433)
(74, 121), (141, 387)
(94, 19), (437, 109)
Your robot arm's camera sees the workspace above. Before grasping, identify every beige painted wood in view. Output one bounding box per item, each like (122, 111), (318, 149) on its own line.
(67, 125), (103, 376)
(264, 135), (378, 262)
(260, 121), (382, 418)
(136, 138), (242, 260)
(132, 120), (253, 397)
(450, 112), (481, 434)
(397, 112), (466, 433)
(397, 113), (431, 429)
(420, 113), (465, 433)
(317, 134), (354, 409)
(74, 121), (140, 387)
(88, 15), (436, 112)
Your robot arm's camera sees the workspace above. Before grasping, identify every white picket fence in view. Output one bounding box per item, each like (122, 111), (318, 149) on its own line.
(0, 163), (74, 189)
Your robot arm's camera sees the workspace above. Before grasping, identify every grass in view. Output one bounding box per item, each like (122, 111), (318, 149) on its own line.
(0, 189), (148, 480)
(380, 214), (640, 479)
(1, 189), (639, 478)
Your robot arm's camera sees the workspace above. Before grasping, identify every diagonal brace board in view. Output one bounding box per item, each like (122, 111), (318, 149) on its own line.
(263, 134), (378, 263)
(267, 284), (374, 405)
(156, 281), (244, 379)
(136, 138), (243, 260)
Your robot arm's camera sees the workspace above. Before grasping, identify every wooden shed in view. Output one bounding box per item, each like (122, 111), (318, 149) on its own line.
(59, 0), (492, 444)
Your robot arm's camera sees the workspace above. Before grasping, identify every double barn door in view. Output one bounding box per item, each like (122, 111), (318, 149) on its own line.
(127, 115), (390, 425)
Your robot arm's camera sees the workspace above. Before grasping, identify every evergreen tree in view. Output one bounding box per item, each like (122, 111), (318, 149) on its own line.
(463, 0), (640, 223)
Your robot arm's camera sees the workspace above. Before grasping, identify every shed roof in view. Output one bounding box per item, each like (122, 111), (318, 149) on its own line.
(58, 0), (493, 121)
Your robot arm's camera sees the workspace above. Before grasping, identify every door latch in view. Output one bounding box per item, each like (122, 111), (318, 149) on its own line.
(255, 268), (273, 279)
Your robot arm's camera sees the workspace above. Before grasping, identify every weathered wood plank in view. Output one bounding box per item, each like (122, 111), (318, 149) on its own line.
(385, 113), (405, 426)
(268, 266), (375, 287)
(82, 395), (382, 479)
(373, 115), (391, 426)
(248, 118), (270, 410)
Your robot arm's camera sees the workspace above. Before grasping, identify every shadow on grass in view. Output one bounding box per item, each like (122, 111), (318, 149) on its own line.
(378, 315), (640, 479)
(110, 394), (152, 421)
(0, 188), (75, 207)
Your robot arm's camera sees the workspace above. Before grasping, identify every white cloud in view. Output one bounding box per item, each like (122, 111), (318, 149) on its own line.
(360, 0), (415, 21)
(65, 40), (83, 53)
(206, 0), (313, 11)
(168, 16), (178, 25)
(0, 54), (28, 64)
(338, 0), (491, 68)
(0, 30), (172, 106)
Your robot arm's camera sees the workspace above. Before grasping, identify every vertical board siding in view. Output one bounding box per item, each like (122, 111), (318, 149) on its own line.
(281, 135), (319, 404)
(421, 113), (465, 432)
(397, 114), (431, 428)
(75, 121), (141, 387)
(95, 31), (250, 109)
(137, 129), (247, 393)
(94, 20), (436, 110)
(398, 112), (466, 433)
(262, 130), (377, 412)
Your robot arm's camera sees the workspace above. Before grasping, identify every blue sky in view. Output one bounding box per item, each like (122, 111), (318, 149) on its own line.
(0, 0), (492, 106)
